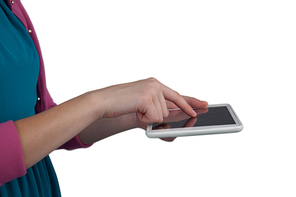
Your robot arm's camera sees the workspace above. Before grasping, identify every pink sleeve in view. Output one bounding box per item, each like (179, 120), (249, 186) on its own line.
(58, 135), (92, 150)
(0, 115), (92, 187)
(0, 121), (26, 187)
(0, 121), (91, 187)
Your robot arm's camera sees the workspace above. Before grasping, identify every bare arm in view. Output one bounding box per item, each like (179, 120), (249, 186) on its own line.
(14, 78), (207, 170)
(14, 91), (101, 169)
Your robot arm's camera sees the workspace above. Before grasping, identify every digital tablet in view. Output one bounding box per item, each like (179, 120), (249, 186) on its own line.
(146, 104), (243, 138)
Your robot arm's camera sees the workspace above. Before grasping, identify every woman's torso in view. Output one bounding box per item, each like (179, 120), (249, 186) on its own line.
(0, 0), (60, 196)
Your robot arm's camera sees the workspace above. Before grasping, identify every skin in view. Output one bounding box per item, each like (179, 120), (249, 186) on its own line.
(14, 77), (208, 169)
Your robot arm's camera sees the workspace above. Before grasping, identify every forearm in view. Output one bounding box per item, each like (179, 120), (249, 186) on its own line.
(13, 78), (206, 170)
(78, 113), (146, 145)
(14, 91), (100, 169)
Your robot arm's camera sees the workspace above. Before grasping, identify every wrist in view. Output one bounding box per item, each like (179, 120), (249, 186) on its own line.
(87, 89), (147, 130)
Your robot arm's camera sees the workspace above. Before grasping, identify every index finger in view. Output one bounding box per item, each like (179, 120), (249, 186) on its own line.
(161, 84), (197, 117)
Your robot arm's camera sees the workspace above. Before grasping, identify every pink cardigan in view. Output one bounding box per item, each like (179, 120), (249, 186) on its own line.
(0, 0), (91, 186)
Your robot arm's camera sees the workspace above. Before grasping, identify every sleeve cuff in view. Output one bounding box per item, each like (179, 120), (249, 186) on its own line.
(58, 135), (93, 150)
(0, 121), (27, 186)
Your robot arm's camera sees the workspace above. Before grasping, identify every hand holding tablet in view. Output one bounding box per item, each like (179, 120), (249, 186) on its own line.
(146, 104), (243, 138)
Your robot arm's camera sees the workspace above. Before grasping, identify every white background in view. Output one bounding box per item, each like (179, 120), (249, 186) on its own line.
(23, 0), (295, 196)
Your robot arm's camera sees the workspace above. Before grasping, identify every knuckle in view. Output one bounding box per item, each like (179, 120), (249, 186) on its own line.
(174, 90), (181, 97)
(173, 91), (182, 102)
(157, 118), (163, 123)
(148, 77), (158, 82)
(141, 92), (153, 103)
(147, 78), (161, 88)
(149, 115), (159, 123)
(146, 86), (159, 97)
(153, 116), (163, 123)
(163, 110), (169, 119)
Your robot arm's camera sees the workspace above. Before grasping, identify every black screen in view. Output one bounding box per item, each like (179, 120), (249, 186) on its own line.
(152, 106), (236, 130)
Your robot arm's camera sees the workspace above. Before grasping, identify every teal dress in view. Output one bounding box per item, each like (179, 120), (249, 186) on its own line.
(0, 0), (61, 196)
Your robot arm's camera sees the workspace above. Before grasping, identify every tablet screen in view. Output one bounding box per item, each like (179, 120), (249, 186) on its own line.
(152, 106), (236, 130)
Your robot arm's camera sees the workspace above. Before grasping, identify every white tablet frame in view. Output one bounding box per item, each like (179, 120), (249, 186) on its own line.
(146, 104), (243, 138)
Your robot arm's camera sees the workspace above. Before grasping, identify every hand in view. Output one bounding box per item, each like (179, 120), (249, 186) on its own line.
(95, 78), (208, 124)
